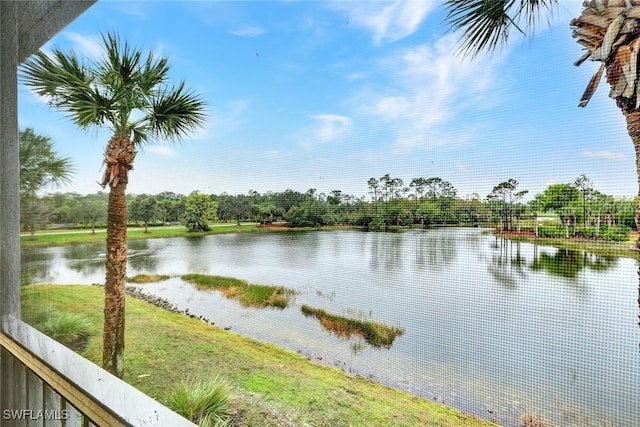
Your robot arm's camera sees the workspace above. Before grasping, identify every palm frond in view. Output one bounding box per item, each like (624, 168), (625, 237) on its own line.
(130, 127), (149, 146)
(444, 0), (557, 57)
(20, 31), (207, 144)
(445, 0), (516, 56)
(514, 0), (557, 30)
(142, 81), (207, 143)
(21, 50), (113, 130)
(21, 50), (85, 102)
(98, 32), (143, 90)
(138, 55), (170, 94)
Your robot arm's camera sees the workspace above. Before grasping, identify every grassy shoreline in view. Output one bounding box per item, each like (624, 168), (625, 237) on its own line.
(22, 285), (495, 426)
(492, 230), (639, 259)
(20, 223), (356, 249)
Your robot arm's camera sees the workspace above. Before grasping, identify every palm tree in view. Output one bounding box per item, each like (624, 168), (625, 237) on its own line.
(20, 32), (207, 377)
(444, 0), (640, 245)
(20, 128), (74, 197)
(19, 128), (74, 235)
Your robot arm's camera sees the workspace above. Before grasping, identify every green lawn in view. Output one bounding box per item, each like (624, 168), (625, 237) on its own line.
(20, 223), (358, 248)
(22, 285), (496, 427)
(20, 224), (261, 248)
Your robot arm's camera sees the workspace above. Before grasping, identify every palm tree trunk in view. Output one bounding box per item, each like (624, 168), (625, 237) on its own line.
(623, 110), (640, 247)
(103, 178), (128, 378)
(622, 109), (640, 330)
(102, 135), (135, 378)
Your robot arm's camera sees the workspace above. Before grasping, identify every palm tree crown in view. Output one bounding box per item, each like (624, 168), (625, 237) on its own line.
(21, 32), (206, 144)
(21, 33), (206, 189)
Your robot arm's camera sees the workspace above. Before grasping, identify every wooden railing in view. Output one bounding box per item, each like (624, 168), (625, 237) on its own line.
(0, 332), (125, 426)
(0, 325), (195, 427)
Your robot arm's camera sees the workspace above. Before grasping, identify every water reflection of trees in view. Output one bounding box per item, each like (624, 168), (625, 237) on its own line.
(20, 249), (53, 284)
(488, 238), (526, 288)
(415, 233), (456, 269)
(488, 238), (618, 286)
(127, 239), (159, 272)
(369, 233), (404, 270)
(368, 231), (457, 271)
(530, 248), (617, 279)
(63, 244), (104, 276)
(61, 239), (162, 276)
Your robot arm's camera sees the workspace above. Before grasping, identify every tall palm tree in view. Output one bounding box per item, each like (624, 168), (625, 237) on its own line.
(19, 128), (74, 235)
(20, 32), (206, 377)
(444, 0), (640, 245)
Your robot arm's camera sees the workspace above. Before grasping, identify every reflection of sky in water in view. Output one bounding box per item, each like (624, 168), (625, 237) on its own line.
(21, 228), (640, 427)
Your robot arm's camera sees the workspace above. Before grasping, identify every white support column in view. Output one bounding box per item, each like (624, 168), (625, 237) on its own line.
(0, 0), (21, 323)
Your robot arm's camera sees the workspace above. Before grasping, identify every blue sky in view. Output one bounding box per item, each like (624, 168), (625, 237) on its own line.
(17, 1), (637, 201)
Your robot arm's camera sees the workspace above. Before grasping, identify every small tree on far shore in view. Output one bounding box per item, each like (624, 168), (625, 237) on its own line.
(185, 191), (217, 232)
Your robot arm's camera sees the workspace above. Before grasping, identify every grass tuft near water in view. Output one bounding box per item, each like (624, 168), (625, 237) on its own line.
(181, 274), (293, 309)
(128, 274), (172, 283)
(165, 375), (233, 426)
(22, 305), (92, 352)
(301, 304), (405, 348)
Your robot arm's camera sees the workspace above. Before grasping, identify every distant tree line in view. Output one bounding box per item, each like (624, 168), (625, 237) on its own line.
(23, 173), (636, 240)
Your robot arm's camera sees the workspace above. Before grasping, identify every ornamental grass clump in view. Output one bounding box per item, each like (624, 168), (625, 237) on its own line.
(38, 311), (92, 351)
(165, 375), (232, 426)
(22, 304), (53, 325)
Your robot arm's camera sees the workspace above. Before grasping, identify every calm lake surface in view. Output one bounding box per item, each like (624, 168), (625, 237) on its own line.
(22, 228), (640, 427)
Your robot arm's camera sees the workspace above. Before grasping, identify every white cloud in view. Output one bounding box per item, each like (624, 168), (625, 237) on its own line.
(355, 34), (506, 152)
(347, 72), (366, 80)
(229, 26), (265, 37)
(146, 145), (177, 158)
(209, 99), (251, 134)
(114, 2), (148, 19)
(299, 114), (353, 149)
(331, 1), (435, 45)
(65, 32), (103, 60)
(583, 150), (626, 161)
(314, 114), (352, 142)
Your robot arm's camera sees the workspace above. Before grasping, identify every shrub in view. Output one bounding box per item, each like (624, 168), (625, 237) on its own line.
(602, 225), (630, 241)
(368, 217), (386, 231)
(165, 375), (232, 426)
(577, 227), (600, 239)
(536, 225), (565, 238)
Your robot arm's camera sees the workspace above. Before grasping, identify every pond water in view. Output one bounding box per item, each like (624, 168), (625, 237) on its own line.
(22, 228), (639, 427)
